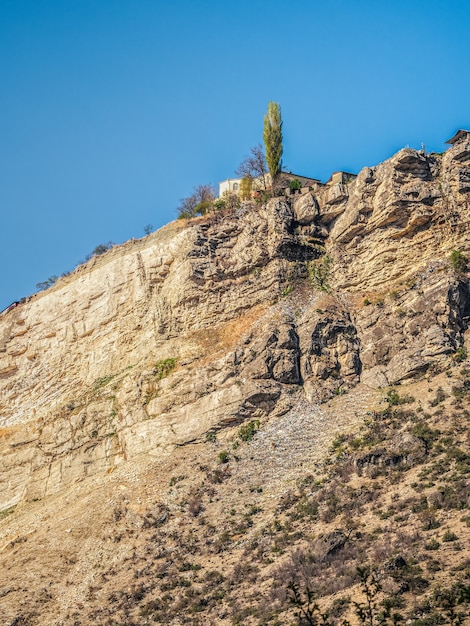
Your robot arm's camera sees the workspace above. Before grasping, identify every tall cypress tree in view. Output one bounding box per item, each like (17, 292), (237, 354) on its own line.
(263, 101), (283, 184)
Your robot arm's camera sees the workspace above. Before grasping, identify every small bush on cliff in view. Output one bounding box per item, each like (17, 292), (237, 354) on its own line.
(454, 347), (468, 363)
(442, 530), (459, 542)
(213, 192), (240, 212)
(238, 420), (260, 442)
(153, 358), (176, 380)
(36, 275), (59, 291)
(307, 255), (332, 292)
(205, 430), (217, 443)
(218, 450), (230, 464)
(386, 389), (414, 406)
(450, 250), (468, 272)
(93, 373), (116, 390)
(86, 241), (114, 260)
(289, 178), (302, 191)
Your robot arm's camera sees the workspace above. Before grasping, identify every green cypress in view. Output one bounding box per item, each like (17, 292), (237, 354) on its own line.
(263, 101), (283, 184)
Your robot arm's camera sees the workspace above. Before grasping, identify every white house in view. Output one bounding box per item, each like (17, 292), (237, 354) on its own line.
(218, 172), (321, 198)
(218, 178), (242, 197)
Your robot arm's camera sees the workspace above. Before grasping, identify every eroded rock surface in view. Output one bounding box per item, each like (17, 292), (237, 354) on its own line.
(1, 142), (469, 511)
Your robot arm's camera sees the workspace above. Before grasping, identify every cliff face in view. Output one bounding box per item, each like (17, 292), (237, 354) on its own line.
(0, 139), (469, 513)
(329, 146), (470, 289)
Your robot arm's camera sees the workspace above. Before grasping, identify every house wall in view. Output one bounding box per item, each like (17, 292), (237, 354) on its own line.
(327, 172), (357, 186)
(219, 173), (322, 197)
(219, 179), (242, 197)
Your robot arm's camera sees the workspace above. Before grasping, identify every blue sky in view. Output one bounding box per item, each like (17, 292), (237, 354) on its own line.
(1, 0), (469, 309)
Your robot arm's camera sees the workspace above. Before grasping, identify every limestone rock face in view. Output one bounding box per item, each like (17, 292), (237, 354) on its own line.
(1, 143), (469, 511)
(298, 302), (361, 401)
(0, 201), (324, 509)
(327, 145), (470, 291)
(355, 274), (470, 386)
(293, 192), (319, 225)
(0, 200), (314, 426)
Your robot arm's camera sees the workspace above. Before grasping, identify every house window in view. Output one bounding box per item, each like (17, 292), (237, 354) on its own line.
(233, 183), (239, 191)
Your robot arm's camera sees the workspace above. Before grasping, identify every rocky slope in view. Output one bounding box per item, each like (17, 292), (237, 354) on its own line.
(0, 138), (469, 625)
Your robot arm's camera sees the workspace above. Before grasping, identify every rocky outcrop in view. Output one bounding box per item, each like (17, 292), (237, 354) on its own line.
(356, 274), (470, 387)
(298, 303), (361, 401)
(355, 431), (426, 476)
(326, 145), (470, 291)
(1, 142), (469, 511)
(0, 200), (328, 508)
(0, 200), (322, 428)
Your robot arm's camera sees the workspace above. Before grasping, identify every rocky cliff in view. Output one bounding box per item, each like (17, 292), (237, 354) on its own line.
(1, 139), (470, 626)
(1, 140), (469, 516)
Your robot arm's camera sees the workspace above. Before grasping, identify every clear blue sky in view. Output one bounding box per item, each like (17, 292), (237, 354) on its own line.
(1, 0), (469, 310)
